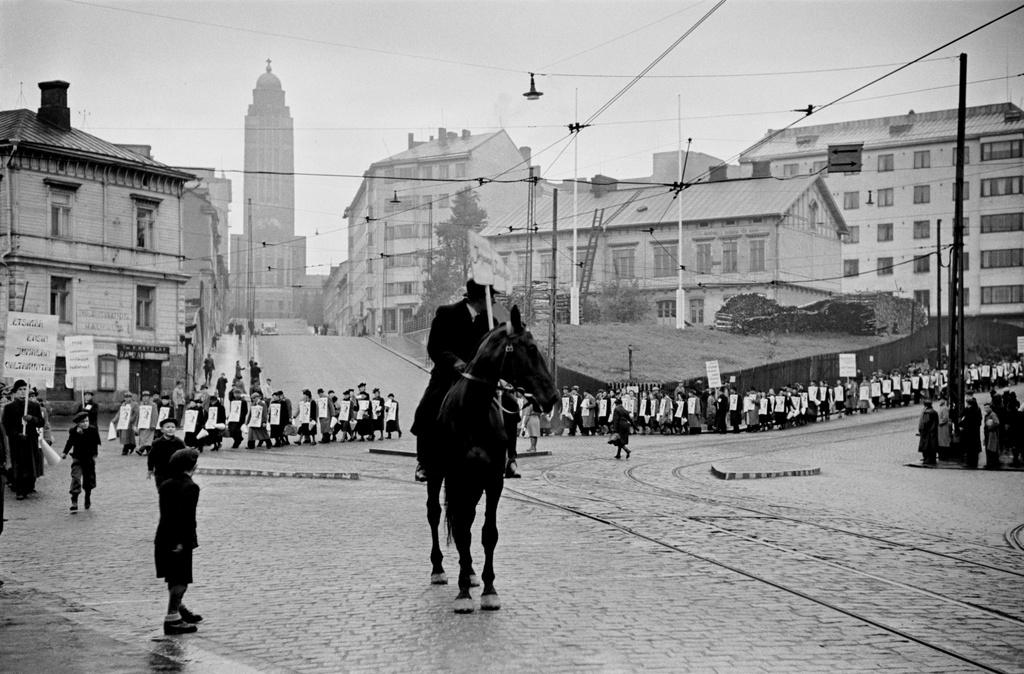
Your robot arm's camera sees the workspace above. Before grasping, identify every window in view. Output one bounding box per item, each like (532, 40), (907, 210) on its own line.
(386, 281), (417, 295)
(981, 249), (1024, 268)
(963, 252), (970, 271)
(913, 255), (930, 273)
(383, 309), (397, 332)
(722, 241), (738, 272)
(846, 225), (860, 243)
(652, 245), (675, 277)
(812, 160), (827, 173)
(656, 300), (676, 318)
(453, 163), (467, 178)
(981, 213), (1023, 233)
(963, 288), (970, 306)
(877, 223), (893, 241)
(749, 239), (766, 272)
(50, 190), (73, 238)
(913, 220), (930, 239)
(877, 188), (894, 207)
(913, 185), (930, 204)
(981, 285), (1024, 304)
(50, 276), (72, 323)
(953, 182), (970, 200)
(611, 247), (635, 279)
(843, 191), (859, 209)
(877, 257), (894, 275)
(384, 252), (418, 268)
(954, 146), (970, 165)
(981, 176), (1023, 197)
(914, 290), (931, 313)
(689, 298), (705, 324)
(878, 154), (894, 172)
(782, 163), (799, 177)
(436, 164), (450, 180)
(913, 150), (931, 169)
(843, 260), (859, 277)
(981, 140), (1022, 161)
(98, 355), (117, 392)
(136, 285), (155, 329)
(695, 242), (712, 273)
(540, 254), (552, 280)
(135, 204), (155, 249)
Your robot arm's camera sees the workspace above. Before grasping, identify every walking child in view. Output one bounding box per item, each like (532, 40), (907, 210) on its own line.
(62, 411), (101, 512)
(155, 448), (204, 634)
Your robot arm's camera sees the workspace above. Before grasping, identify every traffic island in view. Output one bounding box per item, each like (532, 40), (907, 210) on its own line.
(710, 460), (820, 480)
(195, 467), (358, 480)
(369, 447), (551, 457)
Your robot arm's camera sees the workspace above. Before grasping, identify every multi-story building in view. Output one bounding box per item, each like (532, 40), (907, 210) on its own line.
(322, 261), (350, 335)
(0, 81), (194, 407)
(481, 172), (847, 326)
(739, 103), (1024, 320)
(340, 128), (530, 336)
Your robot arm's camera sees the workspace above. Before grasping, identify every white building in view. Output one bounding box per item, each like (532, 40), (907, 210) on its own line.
(739, 103), (1024, 320)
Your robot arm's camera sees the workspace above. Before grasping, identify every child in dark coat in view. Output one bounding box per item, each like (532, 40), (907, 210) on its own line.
(155, 448), (203, 635)
(62, 411), (101, 512)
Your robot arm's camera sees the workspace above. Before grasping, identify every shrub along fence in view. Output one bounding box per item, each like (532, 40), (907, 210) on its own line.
(721, 317), (1024, 392)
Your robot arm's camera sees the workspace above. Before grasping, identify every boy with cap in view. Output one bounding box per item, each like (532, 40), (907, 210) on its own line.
(63, 411), (101, 511)
(155, 448), (203, 634)
(149, 418), (186, 489)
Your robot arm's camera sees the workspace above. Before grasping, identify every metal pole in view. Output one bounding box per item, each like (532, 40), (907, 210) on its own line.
(628, 344), (634, 382)
(247, 199), (254, 366)
(936, 218), (942, 369)
(570, 89), (580, 325)
(525, 166), (535, 325)
(949, 53), (967, 433)
(550, 189), (558, 390)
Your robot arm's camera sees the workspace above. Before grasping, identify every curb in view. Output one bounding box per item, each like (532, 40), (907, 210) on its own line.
(905, 462), (1024, 471)
(195, 467), (359, 480)
(710, 465), (820, 480)
(363, 336), (432, 373)
(368, 448), (552, 458)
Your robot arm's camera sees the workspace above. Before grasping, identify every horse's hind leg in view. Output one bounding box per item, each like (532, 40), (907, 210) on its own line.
(480, 480), (504, 611)
(427, 475), (446, 584)
(451, 483), (483, 613)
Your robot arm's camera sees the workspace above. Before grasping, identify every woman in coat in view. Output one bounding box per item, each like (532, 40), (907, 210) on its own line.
(117, 392), (140, 455)
(520, 392), (542, 452)
(960, 395), (983, 468)
(983, 402), (1001, 470)
(226, 389), (248, 449)
(607, 398), (635, 459)
(936, 399), (951, 453)
(245, 391), (271, 449)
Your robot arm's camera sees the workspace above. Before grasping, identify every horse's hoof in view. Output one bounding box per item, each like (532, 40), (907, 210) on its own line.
(480, 592), (501, 611)
(468, 574), (480, 588)
(453, 596), (475, 614)
(430, 572), (448, 585)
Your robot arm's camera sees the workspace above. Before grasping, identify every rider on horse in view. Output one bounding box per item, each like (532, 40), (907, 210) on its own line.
(411, 280), (519, 482)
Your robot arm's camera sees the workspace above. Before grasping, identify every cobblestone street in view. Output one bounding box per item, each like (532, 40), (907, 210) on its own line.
(3, 377), (1022, 673)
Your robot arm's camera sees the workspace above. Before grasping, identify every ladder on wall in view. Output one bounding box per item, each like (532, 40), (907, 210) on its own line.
(578, 190), (643, 310)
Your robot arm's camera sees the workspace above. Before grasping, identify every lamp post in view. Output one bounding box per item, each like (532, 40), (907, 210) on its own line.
(628, 343), (634, 382)
(180, 332), (193, 391)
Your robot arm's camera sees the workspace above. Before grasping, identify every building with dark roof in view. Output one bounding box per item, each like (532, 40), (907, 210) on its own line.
(0, 81), (195, 407)
(739, 103), (1024, 320)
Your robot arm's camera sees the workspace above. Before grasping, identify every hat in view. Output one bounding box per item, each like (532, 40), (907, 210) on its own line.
(372, 387), (380, 393)
(72, 411), (89, 424)
(11, 379), (27, 391)
(465, 279), (499, 301)
(160, 417), (178, 427)
(358, 382), (366, 388)
(168, 448), (200, 473)
(142, 390), (151, 396)
(572, 385), (579, 390)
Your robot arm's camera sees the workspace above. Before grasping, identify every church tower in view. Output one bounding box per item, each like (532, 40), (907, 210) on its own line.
(232, 60), (307, 320)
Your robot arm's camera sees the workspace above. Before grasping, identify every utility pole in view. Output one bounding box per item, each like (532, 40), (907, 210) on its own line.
(246, 198), (254, 364)
(550, 189), (558, 390)
(948, 53), (967, 447)
(570, 89), (580, 326)
(936, 218), (942, 368)
(525, 166), (535, 325)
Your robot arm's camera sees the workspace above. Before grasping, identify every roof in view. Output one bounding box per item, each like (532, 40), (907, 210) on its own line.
(0, 108), (192, 178)
(481, 174), (845, 237)
(371, 130), (510, 167)
(740, 103), (1024, 162)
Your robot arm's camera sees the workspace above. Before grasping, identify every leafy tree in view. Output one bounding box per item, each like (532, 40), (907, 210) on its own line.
(418, 189), (489, 318)
(597, 279), (649, 323)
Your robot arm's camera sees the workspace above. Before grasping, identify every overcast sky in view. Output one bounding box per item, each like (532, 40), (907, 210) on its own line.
(3, 0), (1022, 274)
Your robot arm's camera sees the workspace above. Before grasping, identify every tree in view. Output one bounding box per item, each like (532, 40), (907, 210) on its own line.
(418, 190), (489, 318)
(597, 279), (649, 323)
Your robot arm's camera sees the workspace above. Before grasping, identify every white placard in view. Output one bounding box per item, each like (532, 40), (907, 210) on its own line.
(759, 398), (769, 414)
(248, 405), (264, 428)
(371, 400), (382, 416)
(318, 397), (329, 417)
(338, 401), (351, 419)
(902, 381), (912, 395)
(184, 409), (199, 433)
(808, 386), (819, 401)
(298, 401), (311, 424)
(1018, 336), (1024, 354)
(659, 398), (670, 417)
(270, 403), (282, 425)
(157, 406), (170, 423)
(870, 382), (881, 398)
(625, 398), (635, 414)
(357, 399), (369, 419)
(833, 385), (844, 401)
(598, 400), (608, 417)
(675, 401), (686, 418)
(2, 312), (59, 387)
(774, 395), (786, 410)
(728, 394), (738, 411)
(138, 405), (153, 430)
(838, 353), (857, 378)
(705, 360), (722, 389)
(859, 385), (870, 401)
(63, 335), (96, 378)
(205, 409), (219, 429)
(688, 398), (698, 414)
(881, 379), (892, 394)
(228, 400), (242, 422)
(385, 402), (397, 422)
(561, 397), (572, 419)
(466, 230), (510, 293)
(117, 404), (132, 430)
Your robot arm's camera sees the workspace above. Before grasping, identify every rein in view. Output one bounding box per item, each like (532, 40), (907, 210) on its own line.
(459, 334), (520, 416)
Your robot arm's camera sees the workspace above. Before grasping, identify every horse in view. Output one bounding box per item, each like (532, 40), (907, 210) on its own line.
(430, 305), (557, 613)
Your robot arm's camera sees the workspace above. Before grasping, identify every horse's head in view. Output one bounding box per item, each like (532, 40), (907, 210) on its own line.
(473, 305), (558, 413)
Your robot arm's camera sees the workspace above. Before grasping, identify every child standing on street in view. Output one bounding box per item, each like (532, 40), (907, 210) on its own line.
(62, 411), (101, 512)
(155, 448), (203, 635)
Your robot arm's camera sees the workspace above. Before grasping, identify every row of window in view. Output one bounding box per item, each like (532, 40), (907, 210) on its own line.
(385, 281), (419, 296)
(383, 223), (431, 241)
(783, 140), (1022, 177)
(907, 286), (1023, 310)
(655, 298), (706, 324)
(49, 187), (160, 248)
(840, 177), (1021, 211)
(379, 163), (468, 181)
(846, 213), (1024, 244)
(844, 249), (1020, 279)
(51, 278), (155, 329)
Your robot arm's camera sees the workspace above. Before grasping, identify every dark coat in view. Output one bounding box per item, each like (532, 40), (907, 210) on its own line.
(154, 473), (200, 585)
(2, 399), (44, 484)
(918, 407), (939, 454)
(148, 435), (186, 486)
(960, 402), (983, 454)
(412, 299), (492, 437)
(611, 404), (634, 445)
(63, 426), (101, 461)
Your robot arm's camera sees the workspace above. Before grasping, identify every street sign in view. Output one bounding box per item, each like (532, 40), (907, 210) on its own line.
(827, 144), (863, 174)
(706, 360), (722, 388)
(2, 312), (59, 388)
(838, 353), (857, 378)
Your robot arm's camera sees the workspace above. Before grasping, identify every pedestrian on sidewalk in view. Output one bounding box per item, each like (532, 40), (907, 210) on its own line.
(154, 448), (203, 635)
(234, 360), (243, 383)
(936, 398), (951, 457)
(917, 399), (939, 465)
(116, 392), (139, 456)
(62, 411), (100, 512)
(520, 390), (541, 452)
(148, 418), (185, 489)
(983, 401), (1001, 470)
(203, 354), (215, 386)
(1, 387), (10, 536)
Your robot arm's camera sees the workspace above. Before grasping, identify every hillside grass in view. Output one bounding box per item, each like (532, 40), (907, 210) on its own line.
(548, 323), (901, 383)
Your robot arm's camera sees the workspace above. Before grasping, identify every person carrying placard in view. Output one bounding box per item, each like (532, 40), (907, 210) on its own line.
(137, 391), (159, 457)
(245, 391), (271, 449)
(117, 392), (140, 456)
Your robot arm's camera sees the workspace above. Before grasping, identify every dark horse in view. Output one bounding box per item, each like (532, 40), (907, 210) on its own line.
(428, 306), (557, 613)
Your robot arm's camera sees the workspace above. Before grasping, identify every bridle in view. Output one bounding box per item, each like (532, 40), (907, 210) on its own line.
(459, 327), (522, 416)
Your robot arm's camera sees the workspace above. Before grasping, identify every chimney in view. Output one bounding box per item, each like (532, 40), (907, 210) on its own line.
(447, 131), (457, 141)
(461, 129), (471, 139)
(591, 174), (617, 197)
(438, 128), (447, 144)
(408, 133), (415, 150)
(37, 80), (71, 131)
(519, 146), (532, 164)
(751, 161), (772, 178)
(709, 164), (728, 182)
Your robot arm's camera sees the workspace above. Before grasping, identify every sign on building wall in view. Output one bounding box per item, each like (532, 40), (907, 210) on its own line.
(2, 312), (60, 388)
(116, 344), (171, 361)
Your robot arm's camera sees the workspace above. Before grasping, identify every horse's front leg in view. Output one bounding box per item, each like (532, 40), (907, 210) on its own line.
(427, 475), (446, 584)
(451, 482), (483, 614)
(479, 478), (504, 611)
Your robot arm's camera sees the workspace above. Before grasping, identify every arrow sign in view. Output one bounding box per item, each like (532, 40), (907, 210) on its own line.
(827, 143), (863, 174)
